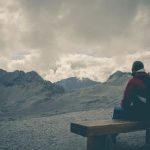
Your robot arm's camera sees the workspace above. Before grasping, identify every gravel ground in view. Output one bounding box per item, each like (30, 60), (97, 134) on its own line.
(0, 108), (149, 150)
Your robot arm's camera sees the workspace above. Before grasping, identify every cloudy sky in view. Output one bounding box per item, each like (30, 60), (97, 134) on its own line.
(0, 0), (150, 82)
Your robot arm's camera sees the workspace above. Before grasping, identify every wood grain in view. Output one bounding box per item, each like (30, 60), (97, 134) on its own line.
(71, 119), (150, 137)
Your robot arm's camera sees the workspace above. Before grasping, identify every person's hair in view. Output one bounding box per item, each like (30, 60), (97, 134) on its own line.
(132, 61), (144, 73)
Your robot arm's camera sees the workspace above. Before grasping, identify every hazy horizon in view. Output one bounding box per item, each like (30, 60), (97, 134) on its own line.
(0, 0), (150, 82)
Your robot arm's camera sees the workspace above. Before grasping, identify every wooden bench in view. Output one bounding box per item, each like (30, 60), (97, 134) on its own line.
(70, 119), (150, 150)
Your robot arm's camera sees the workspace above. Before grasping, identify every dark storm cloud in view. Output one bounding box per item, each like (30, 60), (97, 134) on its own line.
(11, 0), (139, 68)
(20, 0), (140, 44)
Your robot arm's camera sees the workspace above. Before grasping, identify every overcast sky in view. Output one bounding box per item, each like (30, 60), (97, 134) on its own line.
(0, 0), (150, 82)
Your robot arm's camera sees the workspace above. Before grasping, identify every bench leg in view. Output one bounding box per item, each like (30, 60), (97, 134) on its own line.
(146, 129), (150, 145)
(87, 134), (116, 150)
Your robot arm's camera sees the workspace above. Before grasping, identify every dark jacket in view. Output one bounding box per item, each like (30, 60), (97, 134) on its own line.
(121, 72), (150, 116)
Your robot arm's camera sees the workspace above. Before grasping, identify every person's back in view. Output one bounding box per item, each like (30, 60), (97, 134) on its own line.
(113, 61), (150, 120)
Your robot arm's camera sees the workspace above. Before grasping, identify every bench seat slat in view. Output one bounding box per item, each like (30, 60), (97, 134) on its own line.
(71, 120), (150, 137)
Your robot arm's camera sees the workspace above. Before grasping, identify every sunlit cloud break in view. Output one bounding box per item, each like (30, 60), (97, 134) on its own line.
(44, 51), (150, 82)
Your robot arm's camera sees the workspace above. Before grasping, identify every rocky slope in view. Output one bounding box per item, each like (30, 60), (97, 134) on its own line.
(0, 70), (131, 119)
(0, 69), (64, 118)
(106, 71), (131, 85)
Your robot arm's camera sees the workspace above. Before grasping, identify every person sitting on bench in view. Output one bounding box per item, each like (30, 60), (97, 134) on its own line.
(113, 61), (150, 120)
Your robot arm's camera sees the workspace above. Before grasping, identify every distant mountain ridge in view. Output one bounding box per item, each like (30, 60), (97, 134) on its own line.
(55, 77), (101, 91)
(55, 71), (131, 91)
(106, 71), (131, 85)
(0, 69), (64, 93)
(0, 69), (43, 86)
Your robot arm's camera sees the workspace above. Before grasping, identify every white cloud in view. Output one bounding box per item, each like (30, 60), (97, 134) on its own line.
(1, 0), (150, 82)
(0, 49), (41, 72)
(43, 51), (150, 82)
(43, 54), (118, 82)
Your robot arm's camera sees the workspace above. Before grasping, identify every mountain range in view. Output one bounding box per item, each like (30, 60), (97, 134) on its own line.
(0, 69), (131, 119)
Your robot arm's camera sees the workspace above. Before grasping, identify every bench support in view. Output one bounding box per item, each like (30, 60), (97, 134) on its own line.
(87, 134), (116, 150)
(146, 129), (150, 144)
